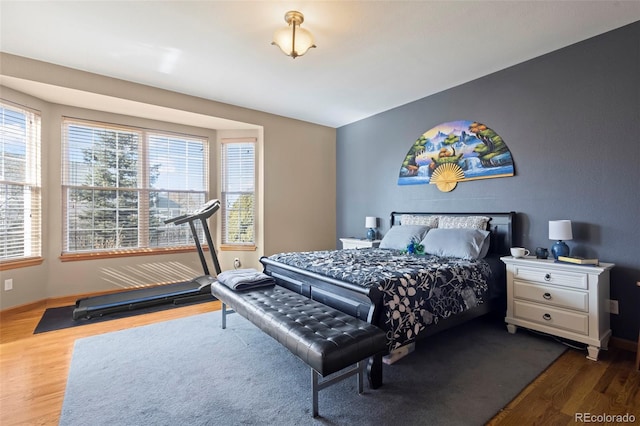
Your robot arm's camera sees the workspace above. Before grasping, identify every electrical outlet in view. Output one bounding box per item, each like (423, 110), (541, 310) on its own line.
(609, 299), (619, 315)
(4, 279), (13, 291)
(234, 258), (241, 269)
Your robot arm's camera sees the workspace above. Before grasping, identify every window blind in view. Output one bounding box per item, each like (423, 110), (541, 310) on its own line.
(220, 138), (256, 245)
(0, 101), (42, 261)
(62, 118), (208, 253)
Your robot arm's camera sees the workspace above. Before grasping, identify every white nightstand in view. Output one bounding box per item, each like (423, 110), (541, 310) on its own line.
(501, 256), (614, 361)
(339, 238), (381, 249)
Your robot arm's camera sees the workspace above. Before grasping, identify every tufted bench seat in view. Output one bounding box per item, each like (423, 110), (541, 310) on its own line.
(210, 282), (387, 417)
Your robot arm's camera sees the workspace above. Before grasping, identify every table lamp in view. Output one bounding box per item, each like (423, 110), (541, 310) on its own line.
(549, 220), (572, 259)
(365, 216), (377, 241)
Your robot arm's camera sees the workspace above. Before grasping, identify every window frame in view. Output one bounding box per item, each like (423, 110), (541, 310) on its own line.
(0, 100), (43, 270)
(220, 137), (257, 251)
(60, 117), (210, 260)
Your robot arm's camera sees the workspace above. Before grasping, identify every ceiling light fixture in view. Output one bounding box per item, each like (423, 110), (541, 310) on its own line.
(272, 10), (316, 59)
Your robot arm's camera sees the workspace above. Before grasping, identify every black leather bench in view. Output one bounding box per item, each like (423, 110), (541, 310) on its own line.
(210, 282), (387, 417)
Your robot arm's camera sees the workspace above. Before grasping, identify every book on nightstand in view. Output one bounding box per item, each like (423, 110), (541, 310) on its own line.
(557, 256), (599, 266)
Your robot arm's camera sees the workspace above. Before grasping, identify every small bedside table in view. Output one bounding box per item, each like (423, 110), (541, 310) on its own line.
(339, 238), (381, 249)
(501, 256), (614, 361)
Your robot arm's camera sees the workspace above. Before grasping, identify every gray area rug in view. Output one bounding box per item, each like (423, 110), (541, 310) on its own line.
(60, 311), (566, 425)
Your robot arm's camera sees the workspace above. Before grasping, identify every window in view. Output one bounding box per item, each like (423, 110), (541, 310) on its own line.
(0, 101), (41, 265)
(220, 138), (255, 248)
(62, 118), (208, 255)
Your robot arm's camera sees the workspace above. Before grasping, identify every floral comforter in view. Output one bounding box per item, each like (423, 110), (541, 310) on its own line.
(267, 248), (493, 351)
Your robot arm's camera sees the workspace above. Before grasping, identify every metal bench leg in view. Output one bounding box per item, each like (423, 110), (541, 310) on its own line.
(310, 360), (368, 417)
(221, 302), (227, 329)
(220, 302), (236, 329)
(312, 369), (320, 417)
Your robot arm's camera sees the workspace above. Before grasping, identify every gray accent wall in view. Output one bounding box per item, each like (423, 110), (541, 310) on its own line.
(336, 22), (639, 340)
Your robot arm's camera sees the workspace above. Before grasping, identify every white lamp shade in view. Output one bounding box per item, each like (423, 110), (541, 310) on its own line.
(272, 25), (315, 57)
(549, 220), (573, 241)
(365, 216), (377, 228)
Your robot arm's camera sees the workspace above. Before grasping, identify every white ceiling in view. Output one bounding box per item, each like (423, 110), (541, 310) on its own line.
(1, 1), (639, 128)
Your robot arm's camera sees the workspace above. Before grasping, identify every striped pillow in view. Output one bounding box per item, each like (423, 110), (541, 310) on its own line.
(438, 215), (490, 230)
(400, 214), (439, 228)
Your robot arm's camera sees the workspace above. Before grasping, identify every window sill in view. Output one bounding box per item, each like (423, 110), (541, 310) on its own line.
(220, 244), (257, 252)
(0, 257), (45, 271)
(60, 246), (209, 262)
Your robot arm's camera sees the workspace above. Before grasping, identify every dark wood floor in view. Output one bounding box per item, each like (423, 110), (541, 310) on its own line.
(488, 344), (639, 425)
(1, 299), (638, 425)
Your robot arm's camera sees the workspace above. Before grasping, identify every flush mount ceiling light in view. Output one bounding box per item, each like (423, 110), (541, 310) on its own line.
(272, 10), (316, 59)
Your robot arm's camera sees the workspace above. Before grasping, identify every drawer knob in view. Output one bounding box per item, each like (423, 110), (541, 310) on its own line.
(543, 292), (552, 300)
(544, 273), (551, 281)
(543, 313), (552, 321)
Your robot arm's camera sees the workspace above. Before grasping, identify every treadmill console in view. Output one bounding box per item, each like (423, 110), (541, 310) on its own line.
(194, 199), (220, 215)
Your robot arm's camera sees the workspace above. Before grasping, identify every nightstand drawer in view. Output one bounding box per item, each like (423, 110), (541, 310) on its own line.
(340, 238), (381, 249)
(513, 266), (588, 290)
(513, 300), (589, 335)
(513, 280), (588, 312)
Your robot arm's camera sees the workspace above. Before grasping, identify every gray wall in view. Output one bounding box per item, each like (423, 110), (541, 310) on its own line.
(336, 22), (639, 340)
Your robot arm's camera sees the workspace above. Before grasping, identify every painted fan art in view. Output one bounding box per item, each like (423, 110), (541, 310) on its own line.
(398, 120), (514, 192)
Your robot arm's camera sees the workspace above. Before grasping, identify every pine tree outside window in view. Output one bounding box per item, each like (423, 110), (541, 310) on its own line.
(220, 138), (255, 249)
(62, 118), (208, 256)
(0, 101), (42, 266)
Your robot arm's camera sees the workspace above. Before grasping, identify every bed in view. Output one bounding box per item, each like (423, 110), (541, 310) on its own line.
(260, 211), (515, 387)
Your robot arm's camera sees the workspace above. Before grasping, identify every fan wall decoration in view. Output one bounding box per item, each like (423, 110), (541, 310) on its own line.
(398, 120), (515, 192)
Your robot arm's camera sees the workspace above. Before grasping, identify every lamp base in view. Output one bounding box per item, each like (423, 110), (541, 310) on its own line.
(367, 228), (376, 241)
(551, 240), (570, 259)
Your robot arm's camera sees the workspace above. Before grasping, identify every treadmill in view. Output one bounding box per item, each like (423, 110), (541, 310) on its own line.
(72, 199), (222, 320)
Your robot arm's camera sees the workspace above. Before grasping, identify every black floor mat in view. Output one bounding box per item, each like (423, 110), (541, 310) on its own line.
(33, 295), (216, 334)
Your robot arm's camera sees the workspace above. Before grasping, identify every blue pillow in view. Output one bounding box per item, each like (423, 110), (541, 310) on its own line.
(379, 225), (430, 250)
(420, 228), (490, 259)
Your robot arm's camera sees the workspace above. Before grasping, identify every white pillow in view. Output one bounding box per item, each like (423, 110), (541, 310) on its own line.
(379, 225), (430, 250)
(438, 215), (490, 230)
(400, 214), (439, 228)
(421, 228), (491, 259)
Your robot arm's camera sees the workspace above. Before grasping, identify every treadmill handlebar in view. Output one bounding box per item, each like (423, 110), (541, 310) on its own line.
(163, 214), (188, 224)
(164, 199), (221, 225)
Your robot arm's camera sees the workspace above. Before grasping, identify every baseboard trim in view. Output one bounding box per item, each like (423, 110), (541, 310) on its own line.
(0, 284), (179, 317)
(610, 336), (638, 353)
(0, 299), (48, 317)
